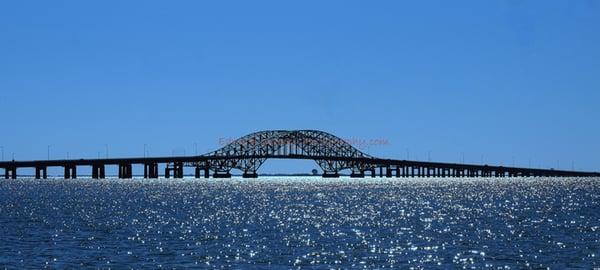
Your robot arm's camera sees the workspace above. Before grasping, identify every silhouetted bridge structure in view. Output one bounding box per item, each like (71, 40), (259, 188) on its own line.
(1, 130), (598, 179)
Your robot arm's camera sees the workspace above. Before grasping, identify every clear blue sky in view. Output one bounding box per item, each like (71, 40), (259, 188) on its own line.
(1, 1), (599, 174)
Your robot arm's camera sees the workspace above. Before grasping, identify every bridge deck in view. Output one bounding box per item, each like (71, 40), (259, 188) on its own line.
(0, 155), (598, 178)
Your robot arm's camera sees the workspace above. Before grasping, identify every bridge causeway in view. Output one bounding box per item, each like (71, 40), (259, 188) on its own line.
(1, 130), (598, 179)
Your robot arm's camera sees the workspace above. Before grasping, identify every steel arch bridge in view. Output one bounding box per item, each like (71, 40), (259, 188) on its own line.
(189, 130), (376, 177)
(2, 129), (599, 179)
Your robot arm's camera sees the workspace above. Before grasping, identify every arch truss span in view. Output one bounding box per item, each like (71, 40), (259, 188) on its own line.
(187, 130), (377, 176)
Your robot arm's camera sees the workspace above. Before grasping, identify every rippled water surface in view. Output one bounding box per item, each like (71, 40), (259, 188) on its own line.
(1, 177), (599, 269)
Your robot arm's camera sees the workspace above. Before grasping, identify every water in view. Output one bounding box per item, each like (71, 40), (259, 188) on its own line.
(0, 177), (599, 269)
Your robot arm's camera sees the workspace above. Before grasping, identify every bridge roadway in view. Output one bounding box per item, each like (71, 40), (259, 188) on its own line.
(1, 154), (598, 179)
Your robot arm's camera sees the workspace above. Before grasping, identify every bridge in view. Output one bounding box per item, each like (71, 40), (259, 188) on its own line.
(1, 130), (598, 179)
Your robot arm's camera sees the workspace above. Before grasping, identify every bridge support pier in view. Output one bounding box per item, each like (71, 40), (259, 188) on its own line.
(165, 163), (184, 179)
(118, 164), (132, 179)
(350, 171), (365, 178)
(92, 164), (106, 179)
(35, 166), (47, 179)
(152, 163), (159, 178)
(64, 165), (76, 179)
(5, 167), (16, 179)
(213, 171), (232, 178)
(175, 162), (184, 178)
(195, 167), (210, 178)
(242, 171), (258, 178)
(144, 163), (158, 178)
(322, 171), (339, 178)
(386, 167), (392, 178)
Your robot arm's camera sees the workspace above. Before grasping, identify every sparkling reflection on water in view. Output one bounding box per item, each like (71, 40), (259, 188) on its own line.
(0, 177), (599, 268)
